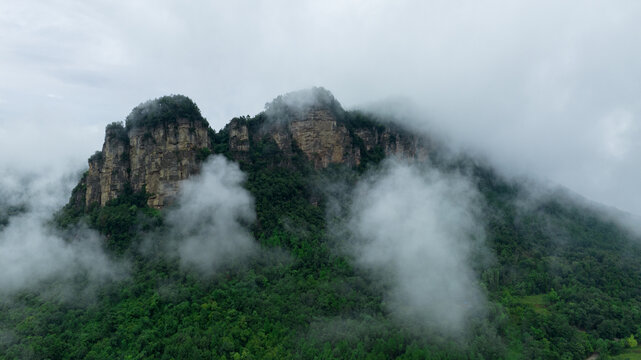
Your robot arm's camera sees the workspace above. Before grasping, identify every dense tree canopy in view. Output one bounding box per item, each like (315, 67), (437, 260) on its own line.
(125, 95), (209, 130)
(3, 109), (641, 359)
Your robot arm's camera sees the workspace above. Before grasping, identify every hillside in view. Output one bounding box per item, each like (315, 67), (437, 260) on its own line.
(2, 88), (641, 359)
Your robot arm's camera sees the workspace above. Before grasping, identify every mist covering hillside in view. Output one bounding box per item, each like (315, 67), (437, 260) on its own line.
(1, 89), (640, 359)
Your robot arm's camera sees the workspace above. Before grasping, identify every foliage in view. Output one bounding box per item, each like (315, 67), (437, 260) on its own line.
(264, 87), (345, 123)
(54, 172), (88, 228)
(125, 95), (209, 130)
(612, 345), (641, 360)
(0, 204), (26, 229)
(210, 126), (230, 156)
(195, 147), (212, 162)
(105, 122), (129, 143)
(55, 184), (161, 253)
(5, 106), (641, 359)
(88, 151), (103, 164)
(343, 110), (387, 133)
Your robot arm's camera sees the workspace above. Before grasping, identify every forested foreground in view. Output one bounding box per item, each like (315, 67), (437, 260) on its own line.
(3, 112), (641, 359)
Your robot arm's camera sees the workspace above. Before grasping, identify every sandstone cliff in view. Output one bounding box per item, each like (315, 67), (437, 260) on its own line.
(75, 88), (429, 210)
(228, 87), (429, 169)
(81, 95), (210, 209)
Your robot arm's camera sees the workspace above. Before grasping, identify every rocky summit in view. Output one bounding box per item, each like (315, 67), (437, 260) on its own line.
(74, 95), (211, 209)
(72, 88), (429, 209)
(10, 87), (641, 360)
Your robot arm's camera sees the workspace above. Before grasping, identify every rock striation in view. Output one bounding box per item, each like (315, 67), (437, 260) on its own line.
(74, 88), (429, 210)
(229, 87), (429, 169)
(80, 95), (210, 209)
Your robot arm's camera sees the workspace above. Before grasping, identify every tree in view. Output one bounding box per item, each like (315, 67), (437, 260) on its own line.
(626, 334), (638, 348)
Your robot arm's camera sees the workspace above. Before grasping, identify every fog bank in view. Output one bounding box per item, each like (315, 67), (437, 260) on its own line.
(0, 167), (127, 299)
(161, 156), (257, 275)
(343, 159), (487, 335)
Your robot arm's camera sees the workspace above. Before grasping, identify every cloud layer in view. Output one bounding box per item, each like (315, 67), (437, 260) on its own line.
(1, 1), (640, 214)
(162, 156), (257, 275)
(0, 167), (126, 298)
(345, 159), (487, 335)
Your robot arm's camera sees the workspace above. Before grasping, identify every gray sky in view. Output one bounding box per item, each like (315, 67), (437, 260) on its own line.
(1, 1), (641, 214)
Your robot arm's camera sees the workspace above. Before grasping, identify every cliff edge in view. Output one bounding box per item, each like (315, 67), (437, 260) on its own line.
(71, 88), (429, 210)
(75, 95), (211, 209)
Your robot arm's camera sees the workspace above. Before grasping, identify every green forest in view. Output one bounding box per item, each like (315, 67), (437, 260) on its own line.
(2, 105), (641, 360)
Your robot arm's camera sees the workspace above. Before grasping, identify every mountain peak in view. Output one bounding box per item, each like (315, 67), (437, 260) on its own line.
(76, 95), (211, 209)
(125, 94), (208, 130)
(71, 89), (428, 210)
(264, 87), (344, 123)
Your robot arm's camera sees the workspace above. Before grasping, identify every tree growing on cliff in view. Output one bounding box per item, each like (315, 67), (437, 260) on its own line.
(125, 95), (209, 130)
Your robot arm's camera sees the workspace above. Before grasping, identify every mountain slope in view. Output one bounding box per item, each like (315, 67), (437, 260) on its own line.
(2, 88), (641, 359)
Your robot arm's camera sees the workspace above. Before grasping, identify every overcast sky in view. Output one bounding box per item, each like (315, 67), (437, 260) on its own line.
(1, 1), (641, 214)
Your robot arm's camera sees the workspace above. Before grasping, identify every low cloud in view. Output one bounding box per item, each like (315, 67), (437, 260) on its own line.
(160, 155), (257, 275)
(0, 167), (127, 299)
(340, 159), (487, 336)
(511, 180), (641, 241)
(2, 1), (641, 218)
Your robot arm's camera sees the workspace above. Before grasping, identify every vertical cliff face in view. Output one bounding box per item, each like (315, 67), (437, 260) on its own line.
(288, 109), (356, 168)
(76, 89), (430, 211)
(227, 118), (251, 162)
(354, 126), (429, 160)
(232, 87), (429, 169)
(82, 95), (210, 209)
(128, 118), (210, 208)
(261, 108), (357, 168)
(84, 124), (130, 208)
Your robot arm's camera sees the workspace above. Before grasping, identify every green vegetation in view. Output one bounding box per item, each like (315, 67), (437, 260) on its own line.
(3, 108), (641, 359)
(613, 346), (641, 360)
(125, 95), (209, 130)
(264, 87), (345, 122)
(0, 204), (26, 229)
(516, 294), (550, 315)
(105, 121), (128, 143)
(88, 151), (103, 164)
(343, 110), (387, 133)
(86, 185), (161, 254)
(195, 147), (212, 162)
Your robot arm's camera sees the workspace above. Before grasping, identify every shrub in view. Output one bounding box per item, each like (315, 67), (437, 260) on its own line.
(125, 95), (209, 130)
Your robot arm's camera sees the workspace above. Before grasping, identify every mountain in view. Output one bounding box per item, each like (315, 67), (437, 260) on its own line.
(71, 88), (428, 211)
(3, 88), (641, 359)
(69, 95), (211, 209)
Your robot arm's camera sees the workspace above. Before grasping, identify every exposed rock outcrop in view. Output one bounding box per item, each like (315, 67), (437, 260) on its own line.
(85, 124), (129, 207)
(250, 87), (428, 169)
(82, 95), (210, 209)
(76, 88), (429, 210)
(288, 109), (355, 168)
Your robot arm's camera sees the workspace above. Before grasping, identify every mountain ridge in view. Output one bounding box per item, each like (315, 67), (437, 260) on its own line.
(71, 88), (430, 210)
(37, 87), (641, 359)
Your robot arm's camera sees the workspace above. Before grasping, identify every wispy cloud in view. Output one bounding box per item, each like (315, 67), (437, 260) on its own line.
(0, 167), (127, 300)
(334, 159), (487, 336)
(156, 155), (257, 275)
